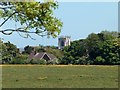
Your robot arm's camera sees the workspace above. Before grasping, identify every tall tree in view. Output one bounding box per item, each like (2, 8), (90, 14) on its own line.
(0, 1), (62, 39)
(23, 45), (34, 54)
(61, 31), (120, 65)
(1, 41), (19, 63)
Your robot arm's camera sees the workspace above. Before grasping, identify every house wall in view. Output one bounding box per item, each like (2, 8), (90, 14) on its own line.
(43, 54), (50, 61)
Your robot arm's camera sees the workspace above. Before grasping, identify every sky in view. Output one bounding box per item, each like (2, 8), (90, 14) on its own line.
(0, 1), (118, 48)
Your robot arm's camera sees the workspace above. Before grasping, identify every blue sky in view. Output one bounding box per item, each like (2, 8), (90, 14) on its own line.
(1, 2), (118, 48)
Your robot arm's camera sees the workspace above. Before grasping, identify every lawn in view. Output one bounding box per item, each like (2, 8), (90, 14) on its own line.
(1, 65), (119, 88)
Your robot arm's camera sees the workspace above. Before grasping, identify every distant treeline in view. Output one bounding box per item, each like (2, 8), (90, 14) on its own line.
(61, 31), (120, 65)
(0, 30), (120, 65)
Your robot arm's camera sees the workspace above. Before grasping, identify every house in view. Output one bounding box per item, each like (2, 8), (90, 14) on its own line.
(28, 51), (56, 61)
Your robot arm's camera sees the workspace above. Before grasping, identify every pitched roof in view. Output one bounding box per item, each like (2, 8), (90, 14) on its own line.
(28, 52), (56, 60)
(47, 53), (56, 60)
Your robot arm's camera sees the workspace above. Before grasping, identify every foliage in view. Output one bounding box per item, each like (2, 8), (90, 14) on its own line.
(45, 46), (63, 59)
(9, 54), (28, 64)
(23, 45), (34, 54)
(34, 45), (63, 59)
(75, 56), (88, 65)
(29, 58), (59, 65)
(1, 30), (119, 65)
(30, 59), (46, 65)
(61, 31), (120, 65)
(46, 58), (59, 65)
(38, 59), (47, 65)
(94, 56), (105, 65)
(0, 41), (20, 64)
(0, 40), (6, 63)
(0, 1), (62, 38)
(98, 39), (120, 65)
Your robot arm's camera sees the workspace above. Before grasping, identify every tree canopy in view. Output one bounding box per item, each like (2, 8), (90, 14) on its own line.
(0, 1), (62, 39)
(0, 31), (120, 65)
(61, 31), (120, 65)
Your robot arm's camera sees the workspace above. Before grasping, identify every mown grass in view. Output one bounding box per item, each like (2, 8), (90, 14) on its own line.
(2, 65), (118, 88)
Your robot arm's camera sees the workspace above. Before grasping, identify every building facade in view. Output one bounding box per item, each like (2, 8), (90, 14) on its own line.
(58, 36), (71, 49)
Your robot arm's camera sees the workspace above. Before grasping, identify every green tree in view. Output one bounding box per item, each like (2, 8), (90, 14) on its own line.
(30, 59), (46, 65)
(10, 54), (28, 64)
(1, 41), (19, 64)
(74, 56), (88, 65)
(23, 45), (34, 54)
(0, 1), (62, 38)
(0, 40), (7, 63)
(85, 33), (102, 62)
(100, 39), (120, 65)
(94, 56), (105, 65)
(101, 31), (118, 40)
(61, 39), (88, 65)
(61, 31), (120, 65)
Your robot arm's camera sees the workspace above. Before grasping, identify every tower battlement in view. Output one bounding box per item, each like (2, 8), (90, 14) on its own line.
(58, 36), (71, 49)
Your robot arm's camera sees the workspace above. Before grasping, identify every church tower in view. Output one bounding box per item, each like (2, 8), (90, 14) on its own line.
(58, 36), (71, 49)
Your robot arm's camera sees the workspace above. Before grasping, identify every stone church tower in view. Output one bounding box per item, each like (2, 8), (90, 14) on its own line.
(58, 36), (71, 49)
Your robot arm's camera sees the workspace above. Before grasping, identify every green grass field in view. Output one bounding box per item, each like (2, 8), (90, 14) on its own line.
(1, 65), (118, 88)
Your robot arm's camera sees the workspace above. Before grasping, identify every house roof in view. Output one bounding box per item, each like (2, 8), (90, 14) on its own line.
(47, 53), (56, 60)
(28, 52), (56, 60)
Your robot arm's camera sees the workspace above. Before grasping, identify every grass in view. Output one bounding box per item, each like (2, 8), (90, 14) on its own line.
(1, 65), (119, 88)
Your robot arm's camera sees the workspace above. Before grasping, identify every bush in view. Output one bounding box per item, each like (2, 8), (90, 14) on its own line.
(76, 56), (88, 65)
(9, 58), (25, 64)
(94, 56), (105, 65)
(39, 59), (46, 65)
(30, 59), (46, 65)
(47, 58), (59, 65)
(9, 55), (28, 64)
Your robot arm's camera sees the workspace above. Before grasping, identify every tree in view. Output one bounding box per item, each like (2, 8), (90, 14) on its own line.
(0, 40), (7, 63)
(94, 56), (105, 65)
(10, 54), (28, 64)
(99, 38), (120, 65)
(1, 41), (19, 64)
(0, 1), (62, 39)
(61, 39), (88, 65)
(101, 31), (118, 40)
(60, 31), (120, 65)
(23, 45), (34, 54)
(86, 33), (101, 60)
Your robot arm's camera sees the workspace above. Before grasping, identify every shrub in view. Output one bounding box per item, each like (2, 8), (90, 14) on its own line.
(9, 58), (25, 64)
(47, 58), (59, 65)
(75, 56), (88, 65)
(94, 56), (105, 65)
(9, 55), (28, 64)
(29, 59), (39, 64)
(30, 59), (46, 65)
(39, 59), (46, 65)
